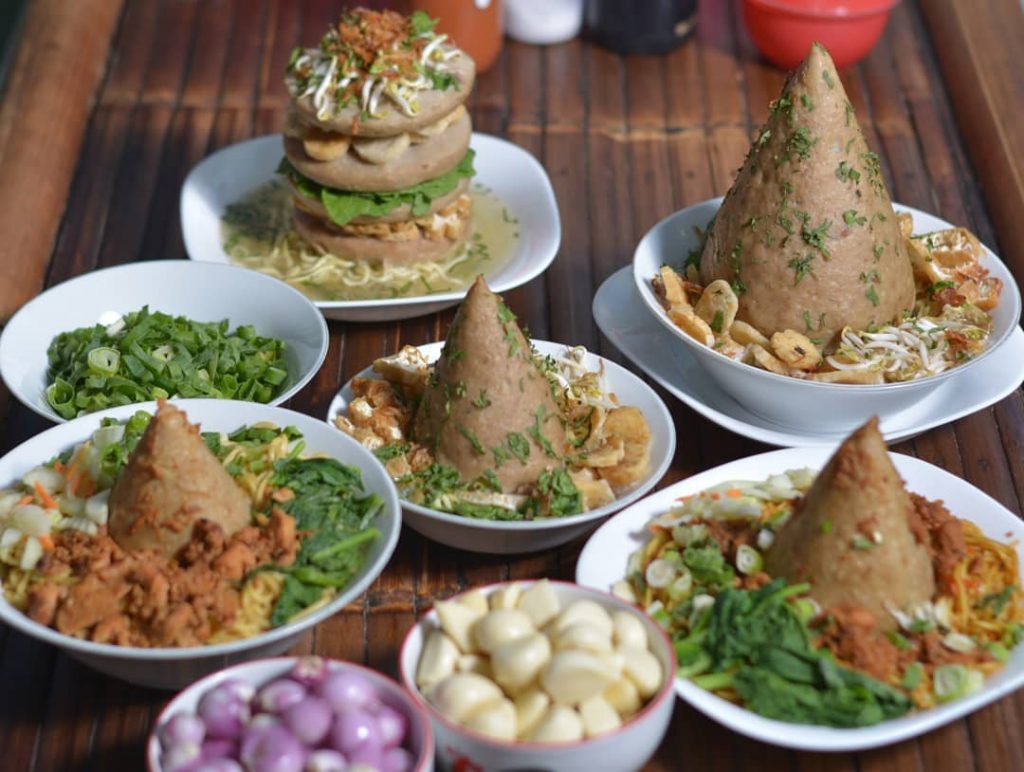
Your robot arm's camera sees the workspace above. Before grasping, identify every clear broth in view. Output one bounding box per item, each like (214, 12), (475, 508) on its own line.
(221, 180), (519, 302)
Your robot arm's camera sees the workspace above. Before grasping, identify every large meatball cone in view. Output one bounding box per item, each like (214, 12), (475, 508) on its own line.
(765, 418), (935, 631)
(700, 43), (915, 343)
(108, 403), (252, 558)
(411, 277), (567, 492)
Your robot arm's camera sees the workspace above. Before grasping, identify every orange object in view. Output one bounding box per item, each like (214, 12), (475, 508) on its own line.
(17, 494), (33, 506)
(38, 534), (54, 552)
(742, 0), (899, 70)
(34, 481), (58, 510)
(411, 0), (503, 74)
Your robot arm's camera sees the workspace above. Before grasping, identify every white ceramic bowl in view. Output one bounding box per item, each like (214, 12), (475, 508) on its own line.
(399, 580), (676, 772)
(0, 399), (401, 690)
(327, 340), (676, 554)
(632, 198), (1022, 433)
(146, 656), (435, 771)
(576, 446), (1024, 752)
(181, 133), (562, 322)
(0, 260), (329, 423)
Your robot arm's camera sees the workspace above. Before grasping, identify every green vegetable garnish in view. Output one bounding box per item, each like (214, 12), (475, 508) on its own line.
(46, 306), (288, 419)
(279, 150), (475, 227)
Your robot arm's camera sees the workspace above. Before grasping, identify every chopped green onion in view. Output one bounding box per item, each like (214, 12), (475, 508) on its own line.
(735, 544), (763, 575)
(933, 664), (970, 702)
(901, 662), (923, 690)
(87, 347), (120, 376)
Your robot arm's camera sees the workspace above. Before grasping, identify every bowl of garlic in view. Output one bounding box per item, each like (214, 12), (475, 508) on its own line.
(399, 580), (676, 772)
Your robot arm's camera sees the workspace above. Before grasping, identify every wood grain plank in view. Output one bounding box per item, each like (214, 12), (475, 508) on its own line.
(0, 0), (124, 320)
(919, 0), (1024, 277)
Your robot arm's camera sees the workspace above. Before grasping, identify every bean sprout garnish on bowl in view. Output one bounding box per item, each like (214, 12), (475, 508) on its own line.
(286, 10), (462, 121)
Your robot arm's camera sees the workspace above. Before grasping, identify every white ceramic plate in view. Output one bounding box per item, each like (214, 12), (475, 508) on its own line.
(630, 198), (1022, 433)
(147, 657), (435, 771)
(0, 399), (401, 690)
(575, 447), (1024, 752)
(0, 261), (329, 424)
(181, 133), (561, 322)
(326, 340), (676, 554)
(595, 266), (1024, 447)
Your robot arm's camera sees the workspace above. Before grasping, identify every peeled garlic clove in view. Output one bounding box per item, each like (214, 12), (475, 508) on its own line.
(456, 654), (493, 679)
(436, 599), (484, 654)
(600, 651), (625, 681)
(540, 650), (615, 705)
(603, 677), (642, 719)
(489, 583), (522, 610)
(551, 600), (614, 638)
(517, 580), (561, 628)
(578, 695), (622, 738)
(302, 126), (351, 161)
(529, 705), (584, 744)
(416, 630), (460, 689)
(514, 689), (551, 739)
(473, 609), (535, 654)
(459, 589), (489, 615)
(351, 132), (411, 164)
(410, 105), (466, 140)
(462, 698), (517, 741)
(491, 633), (552, 693)
(611, 610), (648, 650)
(553, 622), (613, 655)
(427, 673), (503, 723)
(620, 645), (663, 699)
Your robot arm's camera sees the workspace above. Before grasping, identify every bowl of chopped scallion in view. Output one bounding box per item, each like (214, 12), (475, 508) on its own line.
(0, 261), (329, 422)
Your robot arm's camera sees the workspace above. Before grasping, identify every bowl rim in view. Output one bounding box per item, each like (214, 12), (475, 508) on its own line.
(146, 655), (436, 772)
(0, 399), (401, 661)
(398, 579), (678, 752)
(327, 339), (677, 534)
(0, 259), (330, 424)
(744, 0), (902, 20)
(632, 197), (1023, 394)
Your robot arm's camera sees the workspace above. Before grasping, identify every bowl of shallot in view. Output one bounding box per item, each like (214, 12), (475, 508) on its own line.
(147, 655), (434, 771)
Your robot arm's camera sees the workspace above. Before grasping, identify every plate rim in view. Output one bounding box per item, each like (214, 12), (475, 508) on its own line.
(574, 446), (1024, 751)
(325, 338), (677, 533)
(0, 259), (330, 424)
(180, 132), (562, 312)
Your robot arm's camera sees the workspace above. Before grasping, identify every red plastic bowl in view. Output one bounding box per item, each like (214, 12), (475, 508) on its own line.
(742, 0), (900, 70)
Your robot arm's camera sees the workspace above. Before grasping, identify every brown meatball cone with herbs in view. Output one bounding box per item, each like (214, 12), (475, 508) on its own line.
(765, 417), (935, 631)
(411, 277), (567, 492)
(700, 42), (915, 343)
(108, 402), (252, 558)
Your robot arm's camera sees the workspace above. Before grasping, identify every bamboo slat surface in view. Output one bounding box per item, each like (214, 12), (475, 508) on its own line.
(0, 1), (1022, 769)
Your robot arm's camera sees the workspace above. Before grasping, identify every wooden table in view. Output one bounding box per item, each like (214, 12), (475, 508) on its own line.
(1, 1), (1023, 769)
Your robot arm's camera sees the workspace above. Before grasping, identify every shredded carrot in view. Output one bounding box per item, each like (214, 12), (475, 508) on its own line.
(34, 481), (58, 510)
(725, 489), (743, 499)
(38, 534), (54, 552)
(74, 474), (96, 499)
(17, 494), (33, 506)
(710, 492), (721, 501)
(52, 461), (66, 474)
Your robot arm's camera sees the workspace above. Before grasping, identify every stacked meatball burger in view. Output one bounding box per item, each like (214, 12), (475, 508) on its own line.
(280, 8), (476, 266)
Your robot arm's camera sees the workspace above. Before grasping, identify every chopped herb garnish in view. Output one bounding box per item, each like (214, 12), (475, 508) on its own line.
(788, 254), (816, 285)
(865, 285), (880, 307)
(472, 389), (492, 408)
(457, 425), (486, 455)
(843, 209), (866, 226)
(801, 219), (832, 258)
(710, 310), (725, 334)
(820, 520), (834, 534)
(822, 69), (835, 89)
(505, 432), (531, 463)
(852, 535), (876, 550)
(836, 160), (861, 184)
(800, 94), (813, 111)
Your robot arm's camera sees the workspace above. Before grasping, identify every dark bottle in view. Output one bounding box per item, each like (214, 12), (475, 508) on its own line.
(584, 0), (698, 55)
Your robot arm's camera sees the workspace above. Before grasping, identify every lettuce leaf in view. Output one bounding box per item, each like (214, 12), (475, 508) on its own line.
(277, 150), (475, 227)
